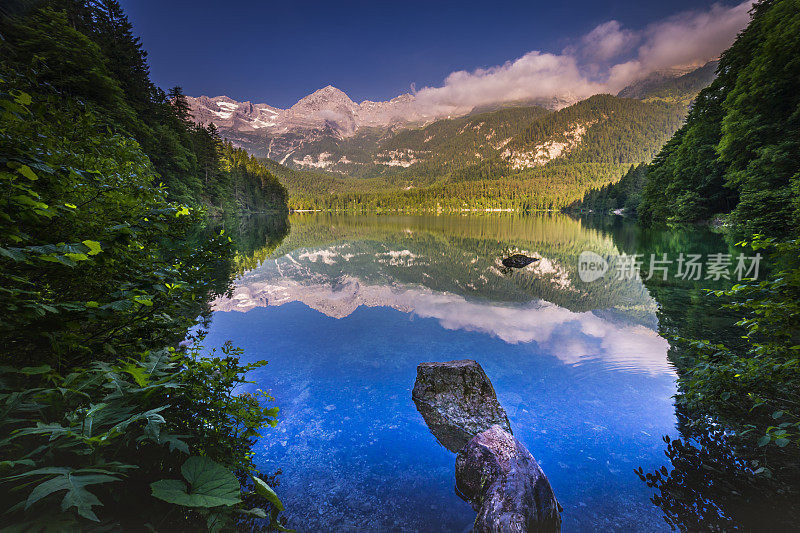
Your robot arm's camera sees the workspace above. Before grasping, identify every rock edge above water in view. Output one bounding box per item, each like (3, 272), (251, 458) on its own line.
(412, 359), (512, 452)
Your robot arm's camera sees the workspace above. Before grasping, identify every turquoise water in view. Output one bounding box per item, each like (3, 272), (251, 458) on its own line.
(202, 214), (717, 532)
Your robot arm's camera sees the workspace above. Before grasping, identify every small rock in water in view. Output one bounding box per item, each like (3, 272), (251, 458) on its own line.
(502, 254), (539, 268)
(412, 359), (511, 452)
(456, 425), (562, 533)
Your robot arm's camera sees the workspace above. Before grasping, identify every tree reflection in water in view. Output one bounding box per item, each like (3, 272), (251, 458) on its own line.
(583, 215), (800, 531)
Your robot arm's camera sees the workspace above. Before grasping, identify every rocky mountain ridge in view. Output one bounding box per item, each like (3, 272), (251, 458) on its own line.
(187, 63), (716, 175)
(187, 86), (425, 137)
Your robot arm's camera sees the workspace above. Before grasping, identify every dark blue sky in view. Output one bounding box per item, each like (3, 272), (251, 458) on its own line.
(120, 0), (729, 107)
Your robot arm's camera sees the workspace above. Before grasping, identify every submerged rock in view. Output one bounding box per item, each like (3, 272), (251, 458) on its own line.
(456, 425), (562, 533)
(502, 254), (539, 269)
(412, 359), (511, 452)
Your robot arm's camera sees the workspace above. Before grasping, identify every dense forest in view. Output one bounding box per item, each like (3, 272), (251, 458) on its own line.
(566, 163), (649, 216)
(573, 0), (799, 239)
(570, 1), (800, 529)
(278, 94), (691, 211)
(0, 1), (287, 215)
(0, 1), (290, 530)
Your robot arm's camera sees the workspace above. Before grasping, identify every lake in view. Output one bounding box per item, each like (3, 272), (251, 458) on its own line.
(201, 213), (732, 532)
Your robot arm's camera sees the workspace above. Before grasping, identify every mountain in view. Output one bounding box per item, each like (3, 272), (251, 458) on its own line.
(617, 61), (719, 104)
(186, 86), (579, 173)
(186, 62), (718, 211)
(186, 87), (427, 165)
(259, 94), (690, 211)
(285, 105), (553, 179)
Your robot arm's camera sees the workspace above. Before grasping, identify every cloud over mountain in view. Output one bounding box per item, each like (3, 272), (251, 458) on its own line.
(414, 1), (753, 114)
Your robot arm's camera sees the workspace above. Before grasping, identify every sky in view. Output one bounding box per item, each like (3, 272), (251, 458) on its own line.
(119, 0), (753, 110)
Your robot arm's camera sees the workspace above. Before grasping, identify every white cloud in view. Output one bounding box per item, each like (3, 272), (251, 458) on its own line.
(415, 51), (604, 115)
(414, 1), (753, 114)
(605, 1), (754, 91)
(215, 265), (673, 375)
(579, 20), (639, 63)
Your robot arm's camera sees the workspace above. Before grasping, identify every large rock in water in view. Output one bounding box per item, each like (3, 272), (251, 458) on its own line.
(502, 254), (539, 269)
(456, 425), (562, 533)
(412, 360), (511, 452)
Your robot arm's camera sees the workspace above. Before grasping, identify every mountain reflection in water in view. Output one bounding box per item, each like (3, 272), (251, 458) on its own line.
(204, 213), (693, 532)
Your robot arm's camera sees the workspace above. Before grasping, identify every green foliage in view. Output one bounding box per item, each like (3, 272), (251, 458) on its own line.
(716, 0), (800, 236)
(634, 237), (800, 530)
(0, 1), (288, 215)
(151, 456), (242, 507)
(217, 141), (288, 215)
(678, 237), (800, 452)
(273, 94), (688, 212)
(0, 37), (288, 531)
(0, 73), (229, 367)
(566, 163), (649, 215)
(0, 345), (286, 530)
(638, 0), (800, 236)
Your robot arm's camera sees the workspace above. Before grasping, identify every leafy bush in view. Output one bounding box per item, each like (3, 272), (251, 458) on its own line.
(639, 236), (800, 529)
(0, 70), (289, 530)
(0, 72), (232, 368)
(0, 345), (287, 531)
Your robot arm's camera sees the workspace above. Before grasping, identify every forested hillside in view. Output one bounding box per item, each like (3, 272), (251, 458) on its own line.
(617, 61), (719, 105)
(0, 1), (286, 215)
(566, 163), (649, 215)
(580, 0), (800, 237)
(280, 94), (690, 211)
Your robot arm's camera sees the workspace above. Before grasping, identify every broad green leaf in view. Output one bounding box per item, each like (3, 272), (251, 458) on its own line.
(0, 459), (36, 468)
(252, 476), (284, 512)
(157, 432), (189, 454)
(25, 472), (119, 522)
(13, 90), (32, 105)
(120, 362), (150, 387)
(81, 240), (102, 255)
(133, 296), (153, 307)
(17, 165), (38, 181)
(0, 247), (26, 262)
(150, 457), (241, 508)
(3, 365), (52, 375)
(206, 513), (226, 533)
(150, 479), (190, 505)
(239, 507), (268, 519)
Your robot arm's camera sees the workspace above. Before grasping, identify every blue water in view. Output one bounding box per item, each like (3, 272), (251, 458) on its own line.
(203, 214), (681, 532)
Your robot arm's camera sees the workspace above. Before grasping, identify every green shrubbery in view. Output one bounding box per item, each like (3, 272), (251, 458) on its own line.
(0, 345), (285, 531)
(0, 69), (288, 530)
(636, 237), (800, 530)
